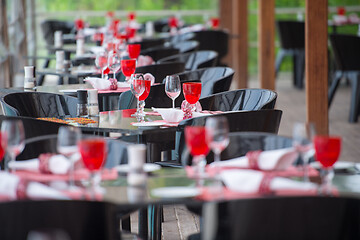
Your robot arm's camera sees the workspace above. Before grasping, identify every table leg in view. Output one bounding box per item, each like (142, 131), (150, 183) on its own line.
(102, 96), (109, 111)
(138, 208), (148, 239)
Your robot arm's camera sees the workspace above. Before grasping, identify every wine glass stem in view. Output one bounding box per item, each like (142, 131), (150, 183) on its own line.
(101, 69), (104, 79)
(6, 153), (16, 173)
(300, 152), (309, 182)
(69, 156), (75, 188)
(320, 167), (334, 196)
(172, 99), (175, 109)
(113, 72), (116, 80)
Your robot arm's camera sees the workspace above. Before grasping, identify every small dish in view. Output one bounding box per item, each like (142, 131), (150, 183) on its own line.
(115, 163), (161, 173)
(151, 186), (201, 199)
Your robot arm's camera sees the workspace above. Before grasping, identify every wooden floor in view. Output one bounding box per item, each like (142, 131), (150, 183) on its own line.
(128, 73), (360, 240)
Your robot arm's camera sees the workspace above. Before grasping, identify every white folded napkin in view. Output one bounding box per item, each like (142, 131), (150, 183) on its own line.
(0, 172), (69, 200)
(152, 107), (184, 123)
(210, 148), (298, 171)
(89, 46), (105, 55)
(9, 155), (71, 175)
(85, 77), (130, 90)
(220, 169), (317, 193)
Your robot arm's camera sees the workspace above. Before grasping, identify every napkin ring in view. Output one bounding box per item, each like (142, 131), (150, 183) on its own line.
(246, 150), (262, 170)
(259, 173), (275, 195)
(39, 153), (53, 174)
(109, 78), (118, 90)
(16, 179), (29, 200)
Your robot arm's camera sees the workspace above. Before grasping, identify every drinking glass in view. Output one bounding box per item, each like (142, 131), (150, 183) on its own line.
(138, 78), (152, 117)
(205, 116), (229, 172)
(95, 51), (108, 79)
(165, 75), (181, 109)
(314, 135), (342, 195)
(107, 51), (121, 80)
(121, 59), (136, 82)
(292, 122), (316, 182)
(1, 120), (25, 172)
(127, 44), (141, 59)
(130, 73), (146, 120)
(182, 82), (202, 118)
(57, 126), (81, 189)
(185, 126), (210, 178)
(78, 137), (107, 199)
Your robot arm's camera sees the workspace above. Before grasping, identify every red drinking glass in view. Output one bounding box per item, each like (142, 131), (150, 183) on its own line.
(121, 59), (136, 79)
(337, 6), (346, 16)
(128, 44), (141, 59)
(78, 137), (107, 199)
(185, 126), (209, 178)
(74, 18), (85, 30)
(183, 82), (202, 104)
(210, 18), (220, 29)
(314, 135), (342, 195)
(139, 79), (151, 101)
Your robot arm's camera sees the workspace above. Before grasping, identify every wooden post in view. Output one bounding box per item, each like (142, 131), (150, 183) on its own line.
(258, 0), (275, 90)
(0, 0), (11, 88)
(305, 0), (328, 135)
(232, 0), (248, 89)
(219, 0), (233, 67)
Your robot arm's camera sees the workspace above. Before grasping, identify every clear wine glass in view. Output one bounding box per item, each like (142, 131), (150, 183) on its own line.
(95, 51), (108, 79)
(1, 120), (25, 172)
(165, 75), (181, 109)
(107, 50), (121, 80)
(57, 126), (81, 190)
(205, 116), (229, 171)
(292, 122), (316, 182)
(314, 135), (341, 196)
(130, 73), (146, 120)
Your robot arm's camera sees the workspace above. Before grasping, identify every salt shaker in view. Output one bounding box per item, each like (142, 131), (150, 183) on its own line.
(55, 50), (65, 72)
(23, 66), (36, 89)
(87, 89), (99, 116)
(76, 90), (88, 117)
(76, 38), (85, 57)
(54, 31), (63, 48)
(127, 144), (147, 186)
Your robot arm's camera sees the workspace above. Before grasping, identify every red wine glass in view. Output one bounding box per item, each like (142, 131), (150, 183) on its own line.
(121, 59), (136, 82)
(138, 79), (151, 117)
(182, 82), (202, 118)
(314, 135), (341, 195)
(78, 137), (107, 199)
(128, 44), (141, 59)
(130, 73), (146, 120)
(95, 51), (108, 79)
(185, 126), (210, 178)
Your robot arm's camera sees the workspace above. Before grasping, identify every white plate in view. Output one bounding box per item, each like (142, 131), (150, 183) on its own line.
(310, 161), (354, 170)
(115, 163), (161, 173)
(132, 122), (166, 129)
(151, 187), (201, 199)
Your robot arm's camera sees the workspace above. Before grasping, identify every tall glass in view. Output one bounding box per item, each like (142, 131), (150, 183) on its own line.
(165, 75), (181, 109)
(138, 78), (152, 117)
(205, 116), (229, 171)
(183, 82), (202, 118)
(95, 51), (108, 79)
(314, 135), (341, 195)
(185, 126), (210, 178)
(107, 51), (121, 80)
(57, 126), (81, 190)
(121, 59), (136, 82)
(292, 122), (316, 182)
(78, 137), (107, 199)
(1, 120), (25, 172)
(127, 44), (141, 59)
(130, 73), (146, 120)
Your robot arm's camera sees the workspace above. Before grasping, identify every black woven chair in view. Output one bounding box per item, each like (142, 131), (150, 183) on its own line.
(199, 88), (277, 112)
(328, 34), (360, 123)
(175, 110), (283, 165)
(1, 92), (78, 118)
(198, 196), (360, 240)
(135, 62), (185, 83)
(190, 30), (229, 66)
(132, 38), (165, 50)
(0, 200), (121, 240)
(157, 50), (218, 71)
(275, 20), (305, 89)
(40, 19), (75, 47)
(172, 40), (199, 53)
(168, 32), (195, 44)
(171, 67), (234, 97)
(140, 46), (179, 61)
